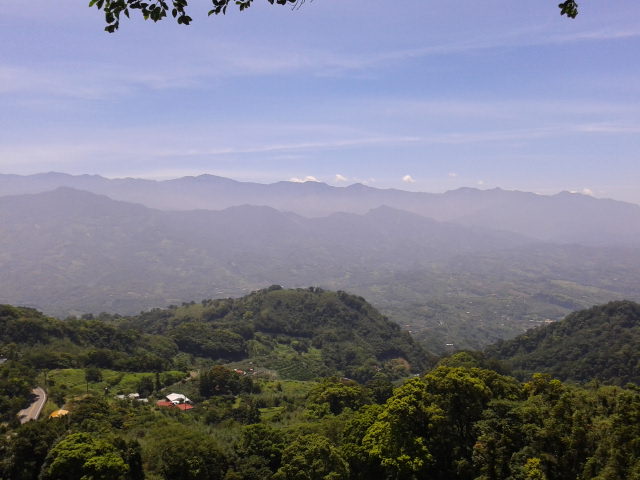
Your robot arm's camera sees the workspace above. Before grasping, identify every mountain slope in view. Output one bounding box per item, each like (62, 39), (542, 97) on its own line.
(487, 301), (640, 384)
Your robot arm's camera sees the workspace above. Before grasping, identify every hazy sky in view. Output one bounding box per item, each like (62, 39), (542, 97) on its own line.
(1, 1), (639, 203)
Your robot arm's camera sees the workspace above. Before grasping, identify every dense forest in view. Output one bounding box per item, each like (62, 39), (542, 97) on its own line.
(1, 360), (640, 479)
(1, 293), (640, 479)
(488, 300), (640, 385)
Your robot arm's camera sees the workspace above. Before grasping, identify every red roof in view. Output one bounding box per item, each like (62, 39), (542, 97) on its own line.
(156, 400), (194, 411)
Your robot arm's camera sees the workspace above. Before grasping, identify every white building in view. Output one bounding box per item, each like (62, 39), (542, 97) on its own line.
(166, 393), (191, 404)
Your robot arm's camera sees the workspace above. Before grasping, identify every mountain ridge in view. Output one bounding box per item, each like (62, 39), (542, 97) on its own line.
(2, 172), (639, 246)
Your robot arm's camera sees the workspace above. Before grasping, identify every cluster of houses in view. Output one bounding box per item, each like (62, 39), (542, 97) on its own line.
(113, 392), (194, 411)
(47, 391), (194, 421)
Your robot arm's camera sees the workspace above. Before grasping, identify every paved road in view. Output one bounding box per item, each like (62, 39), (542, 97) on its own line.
(17, 387), (47, 424)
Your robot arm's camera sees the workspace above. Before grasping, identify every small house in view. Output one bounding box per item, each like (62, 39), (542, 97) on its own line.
(165, 393), (191, 405)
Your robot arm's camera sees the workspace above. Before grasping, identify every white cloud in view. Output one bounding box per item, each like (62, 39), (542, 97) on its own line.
(572, 123), (640, 134)
(0, 123), (421, 174)
(335, 174), (348, 182)
(289, 176), (319, 183)
(448, 172), (458, 178)
(477, 180), (485, 186)
(373, 99), (640, 123)
(569, 188), (595, 196)
(178, 135), (420, 157)
(0, 64), (202, 100)
(402, 175), (416, 184)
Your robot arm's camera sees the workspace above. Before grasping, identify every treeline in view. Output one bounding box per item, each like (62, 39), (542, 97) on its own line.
(488, 300), (640, 384)
(0, 304), (174, 372)
(2, 360), (640, 479)
(0, 360), (36, 422)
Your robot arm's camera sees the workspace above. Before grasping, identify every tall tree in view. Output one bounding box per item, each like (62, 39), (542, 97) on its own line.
(40, 432), (140, 480)
(274, 433), (349, 480)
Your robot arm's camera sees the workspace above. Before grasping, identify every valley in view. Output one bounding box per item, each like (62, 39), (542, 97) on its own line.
(1, 178), (639, 353)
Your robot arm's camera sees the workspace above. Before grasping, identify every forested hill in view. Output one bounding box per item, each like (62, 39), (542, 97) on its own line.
(125, 286), (432, 379)
(0, 287), (431, 381)
(487, 300), (640, 384)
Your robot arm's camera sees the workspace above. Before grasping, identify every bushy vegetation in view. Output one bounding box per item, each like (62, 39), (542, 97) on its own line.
(0, 287), (431, 426)
(0, 304), (172, 372)
(0, 360), (36, 422)
(2, 364), (640, 480)
(487, 300), (640, 384)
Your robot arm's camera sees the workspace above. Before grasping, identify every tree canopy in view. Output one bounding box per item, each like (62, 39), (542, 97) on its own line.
(2, 342), (640, 479)
(91, 0), (579, 33)
(487, 300), (640, 385)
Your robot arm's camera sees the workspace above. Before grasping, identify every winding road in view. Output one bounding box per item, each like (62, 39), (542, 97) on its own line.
(17, 387), (47, 424)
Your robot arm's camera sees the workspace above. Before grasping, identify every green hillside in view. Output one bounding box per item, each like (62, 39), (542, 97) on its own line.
(0, 287), (431, 382)
(124, 286), (432, 380)
(487, 300), (640, 384)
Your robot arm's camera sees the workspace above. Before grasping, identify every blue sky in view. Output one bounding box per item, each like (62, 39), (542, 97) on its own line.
(1, 1), (640, 203)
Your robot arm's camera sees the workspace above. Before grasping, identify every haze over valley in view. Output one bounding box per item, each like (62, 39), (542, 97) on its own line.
(2, 173), (639, 353)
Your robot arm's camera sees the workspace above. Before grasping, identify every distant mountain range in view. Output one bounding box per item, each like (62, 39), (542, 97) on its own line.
(0, 187), (529, 313)
(1, 183), (640, 353)
(2, 172), (639, 246)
